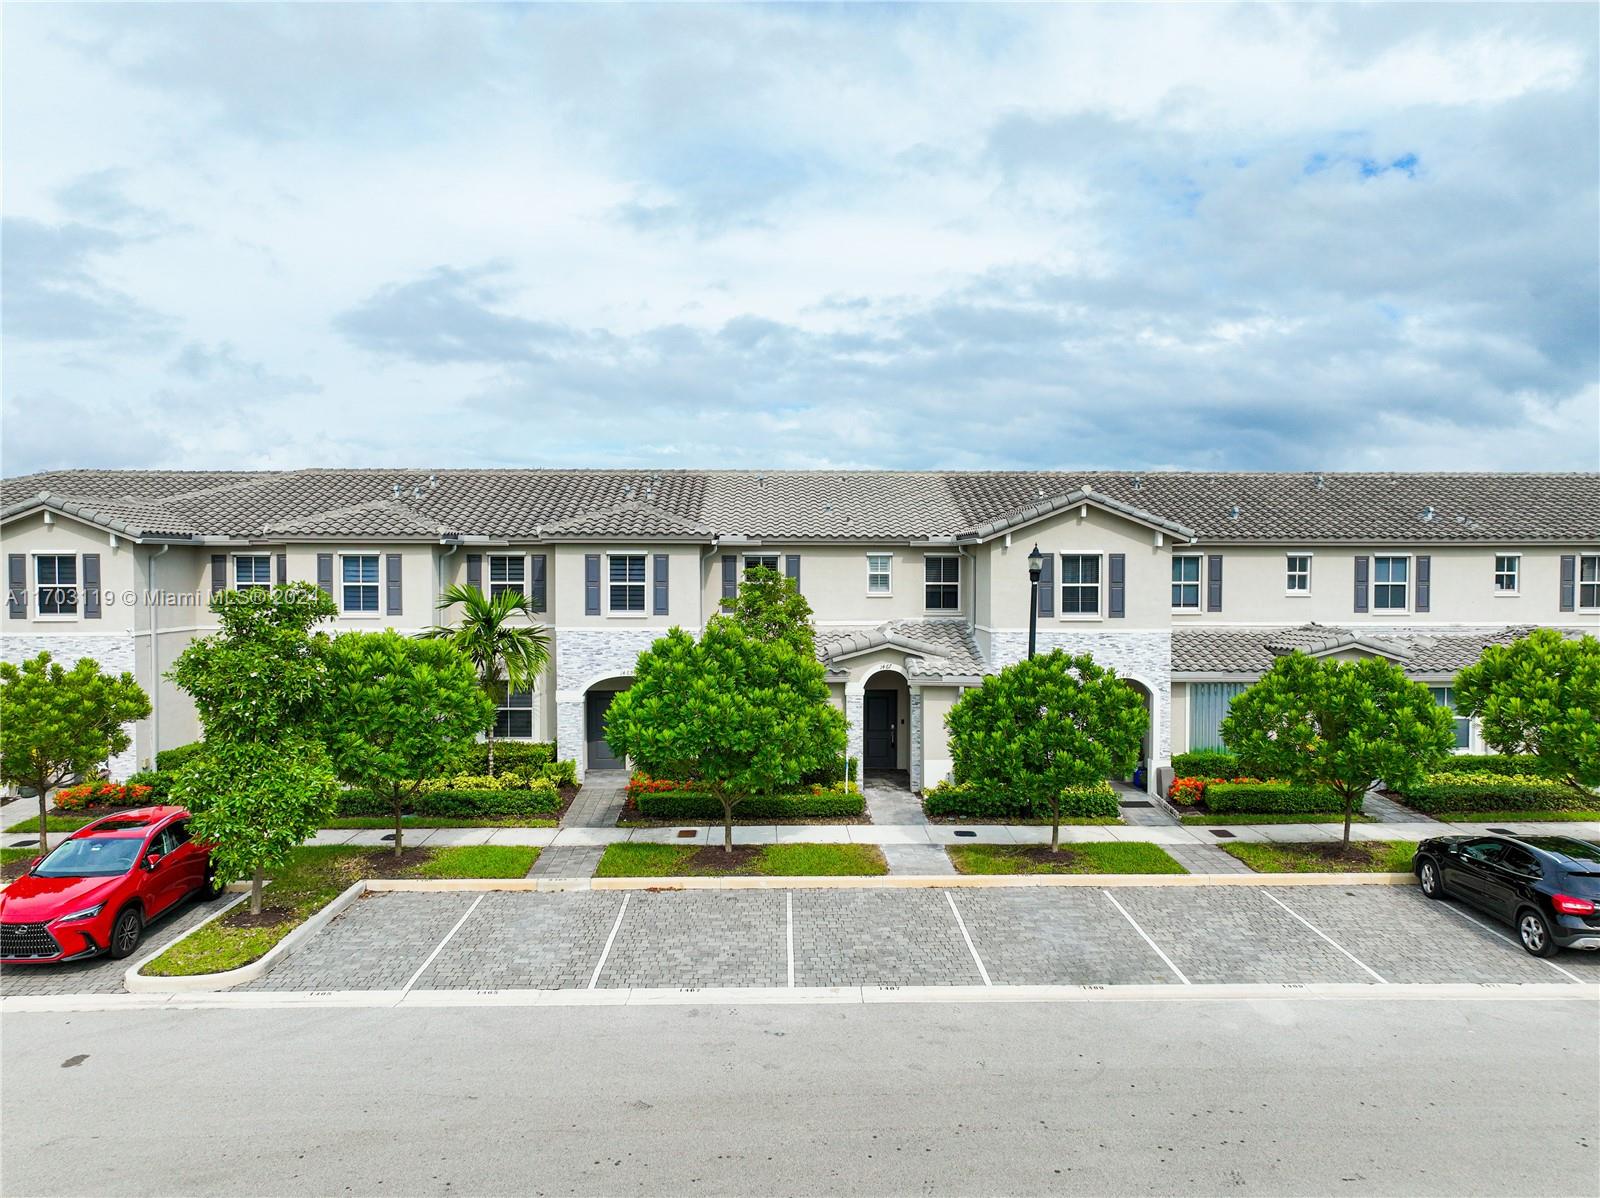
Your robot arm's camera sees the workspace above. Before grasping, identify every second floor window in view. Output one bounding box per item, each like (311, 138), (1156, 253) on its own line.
(489, 554), (524, 599)
(609, 554), (645, 612)
(1373, 556), (1408, 610)
(744, 554), (779, 575)
(1171, 556), (1201, 610)
(341, 554), (379, 613)
(866, 554), (892, 594)
(1493, 554), (1520, 593)
(495, 687), (534, 739)
(35, 554), (77, 616)
(1060, 554), (1100, 614)
(1285, 555), (1311, 593)
(234, 555), (272, 591)
(1581, 554), (1600, 610)
(924, 555), (959, 610)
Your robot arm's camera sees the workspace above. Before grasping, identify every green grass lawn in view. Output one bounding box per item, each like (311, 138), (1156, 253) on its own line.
(140, 844), (538, 977)
(1429, 809), (1600, 823)
(946, 842), (1186, 875)
(1223, 840), (1418, 874)
(1179, 812), (1374, 826)
(5, 814), (100, 834)
(595, 842), (888, 877)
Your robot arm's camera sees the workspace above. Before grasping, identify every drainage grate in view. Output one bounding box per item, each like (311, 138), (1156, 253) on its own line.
(954, 829), (976, 838)
(381, 833), (396, 841)
(1487, 827), (1515, 835)
(9, 838), (37, 848)
(1209, 829), (1236, 839)
(676, 828), (697, 839)
(1119, 801), (1153, 809)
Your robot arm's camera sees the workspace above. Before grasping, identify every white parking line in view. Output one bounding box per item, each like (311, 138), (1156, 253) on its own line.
(1263, 891), (1387, 983)
(400, 894), (484, 995)
(944, 891), (992, 987)
(1102, 889), (1190, 985)
(786, 891), (795, 988)
(1436, 900), (1585, 984)
(588, 893), (630, 990)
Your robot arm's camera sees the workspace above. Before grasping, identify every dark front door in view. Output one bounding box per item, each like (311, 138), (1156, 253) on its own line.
(586, 691), (624, 770)
(864, 690), (897, 769)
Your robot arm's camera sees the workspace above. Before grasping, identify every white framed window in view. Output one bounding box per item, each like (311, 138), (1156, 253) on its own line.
(1059, 553), (1101, 615)
(233, 554), (272, 591)
(1493, 554), (1520, 595)
(1579, 554), (1600, 611)
(607, 553), (646, 613)
(865, 553), (892, 595)
(1285, 554), (1312, 595)
(1429, 686), (1473, 752)
(494, 686), (534, 740)
(1171, 555), (1201, 611)
(1373, 555), (1409, 611)
(34, 554), (78, 617)
(340, 553), (380, 614)
(743, 553), (780, 575)
(488, 554), (525, 600)
(924, 554), (960, 611)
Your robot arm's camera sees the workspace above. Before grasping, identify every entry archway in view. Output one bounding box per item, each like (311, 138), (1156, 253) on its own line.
(583, 674), (634, 771)
(861, 668), (910, 774)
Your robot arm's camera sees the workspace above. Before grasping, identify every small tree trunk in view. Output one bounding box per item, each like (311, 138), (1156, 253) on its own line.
(1341, 789), (1355, 851)
(251, 862), (264, 915)
(393, 791), (405, 858)
(1051, 802), (1061, 853)
(36, 782), (50, 855)
(722, 794), (734, 853)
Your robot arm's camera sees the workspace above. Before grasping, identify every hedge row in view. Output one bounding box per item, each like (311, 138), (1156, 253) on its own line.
(633, 790), (864, 821)
(1171, 750), (1241, 778)
(335, 783), (561, 819)
(1397, 772), (1585, 813)
(1203, 781), (1345, 815)
(922, 780), (1120, 821)
(1423, 754), (1553, 779)
(154, 742), (208, 773)
(452, 741), (557, 774)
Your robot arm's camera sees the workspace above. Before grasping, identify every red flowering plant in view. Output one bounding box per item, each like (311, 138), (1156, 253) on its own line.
(52, 781), (154, 810)
(1165, 776), (1259, 807)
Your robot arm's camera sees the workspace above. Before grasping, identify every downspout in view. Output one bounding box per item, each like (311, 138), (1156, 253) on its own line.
(148, 543), (170, 763)
(436, 540), (460, 615)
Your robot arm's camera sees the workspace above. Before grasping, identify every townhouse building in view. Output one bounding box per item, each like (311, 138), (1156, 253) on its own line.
(3, 468), (1596, 795)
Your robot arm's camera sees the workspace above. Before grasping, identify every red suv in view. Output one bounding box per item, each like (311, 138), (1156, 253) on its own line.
(0, 806), (220, 963)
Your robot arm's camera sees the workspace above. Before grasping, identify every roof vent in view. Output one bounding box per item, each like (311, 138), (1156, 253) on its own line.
(1421, 506), (1436, 522)
(1228, 504), (1242, 521)
(427, 474), (438, 490)
(1036, 487), (1045, 499)
(824, 502), (833, 515)
(755, 474), (768, 487)
(1131, 474), (1143, 491)
(411, 484), (424, 500)
(1314, 474), (1325, 490)
(391, 482), (403, 499)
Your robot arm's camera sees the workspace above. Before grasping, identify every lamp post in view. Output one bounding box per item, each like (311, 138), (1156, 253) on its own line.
(1026, 543), (1043, 659)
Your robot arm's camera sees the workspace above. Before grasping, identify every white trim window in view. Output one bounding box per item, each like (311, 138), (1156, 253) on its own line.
(743, 553), (780, 575)
(865, 553), (892, 595)
(35, 554), (78, 617)
(608, 553), (646, 613)
(1493, 554), (1520, 595)
(488, 554), (525, 600)
(340, 553), (380, 614)
(924, 554), (960, 611)
(494, 686), (534, 740)
(1171, 555), (1201, 611)
(1429, 686), (1472, 752)
(1373, 555), (1409, 611)
(1579, 553), (1600, 612)
(1285, 554), (1312, 595)
(1059, 553), (1101, 615)
(233, 554), (272, 592)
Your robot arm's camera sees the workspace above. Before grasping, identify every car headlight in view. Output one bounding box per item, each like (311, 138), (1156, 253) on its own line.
(56, 904), (104, 923)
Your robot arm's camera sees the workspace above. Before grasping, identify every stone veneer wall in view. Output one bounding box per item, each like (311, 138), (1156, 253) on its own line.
(553, 627), (690, 780)
(908, 688), (925, 792)
(1, 633), (141, 781)
(844, 693), (864, 778)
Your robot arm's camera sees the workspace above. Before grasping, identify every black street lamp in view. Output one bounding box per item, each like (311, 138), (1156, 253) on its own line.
(1026, 543), (1043, 659)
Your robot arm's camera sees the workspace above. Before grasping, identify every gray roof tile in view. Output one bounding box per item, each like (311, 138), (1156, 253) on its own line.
(816, 620), (985, 678)
(1173, 623), (1586, 676)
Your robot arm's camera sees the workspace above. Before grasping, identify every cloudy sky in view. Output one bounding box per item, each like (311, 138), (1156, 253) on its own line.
(4, 3), (1596, 476)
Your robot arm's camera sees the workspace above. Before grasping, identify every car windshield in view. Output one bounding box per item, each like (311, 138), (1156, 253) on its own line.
(1522, 837), (1600, 865)
(32, 836), (144, 878)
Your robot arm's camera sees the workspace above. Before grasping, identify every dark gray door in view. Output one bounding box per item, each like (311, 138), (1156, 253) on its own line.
(586, 691), (623, 770)
(864, 690), (897, 769)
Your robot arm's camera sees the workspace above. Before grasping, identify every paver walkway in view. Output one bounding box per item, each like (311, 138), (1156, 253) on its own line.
(562, 772), (628, 828)
(526, 845), (603, 879)
(1365, 789), (1435, 823)
(879, 843), (956, 874)
(862, 770), (924, 825)
(1164, 843), (1254, 874)
(1111, 779), (1178, 826)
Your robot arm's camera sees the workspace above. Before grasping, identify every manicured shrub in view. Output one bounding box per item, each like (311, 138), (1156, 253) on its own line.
(1171, 750), (1240, 778)
(632, 789), (864, 821)
(1397, 772), (1588, 813)
(1166, 775), (1261, 806)
(922, 779), (1120, 821)
(124, 769), (172, 801)
(53, 781), (156, 810)
(1424, 754), (1554, 779)
(846, 756), (859, 784)
(336, 780), (560, 819)
(452, 741), (556, 775)
(540, 759), (579, 788)
(1203, 781), (1343, 815)
(155, 741), (209, 773)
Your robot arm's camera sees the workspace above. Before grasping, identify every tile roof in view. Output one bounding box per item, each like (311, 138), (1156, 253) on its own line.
(816, 620), (986, 678)
(1173, 623), (1584, 676)
(2, 469), (1595, 544)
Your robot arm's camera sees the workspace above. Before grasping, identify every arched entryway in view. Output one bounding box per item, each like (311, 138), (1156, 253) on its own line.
(861, 668), (910, 776)
(1121, 678), (1156, 793)
(584, 674), (634, 771)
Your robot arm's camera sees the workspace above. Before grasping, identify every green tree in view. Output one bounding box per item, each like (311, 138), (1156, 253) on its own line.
(1221, 652), (1456, 849)
(727, 564), (815, 654)
(604, 620), (847, 851)
(0, 652), (151, 853)
(420, 584), (550, 776)
(1453, 630), (1600, 797)
(170, 739), (337, 914)
(323, 631), (494, 856)
(946, 650), (1147, 852)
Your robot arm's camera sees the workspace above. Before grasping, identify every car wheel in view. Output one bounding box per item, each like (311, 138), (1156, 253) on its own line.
(1516, 908), (1559, 958)
(202, 870), (226, 901)
(1418, 858), (1444, 899)
(108, 908), (144, 960)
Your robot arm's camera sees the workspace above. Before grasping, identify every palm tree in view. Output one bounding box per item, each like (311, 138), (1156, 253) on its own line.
(420, 584), (551, 776)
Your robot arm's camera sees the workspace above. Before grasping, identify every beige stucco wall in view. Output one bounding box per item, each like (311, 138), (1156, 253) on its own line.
(552, 544), (705, 630)
(919, 684), (961, 788)
(1, 511), (140, 633)
(697, 543), (973, 626)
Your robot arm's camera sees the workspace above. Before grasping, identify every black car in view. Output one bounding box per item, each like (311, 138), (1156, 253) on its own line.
(1414, 834), (1600, 957)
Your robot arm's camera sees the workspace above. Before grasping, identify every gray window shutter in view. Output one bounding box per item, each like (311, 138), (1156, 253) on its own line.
(465, 553), (482, 593)
(529, 554), (547, 612)
(1414, 555), (1430, 613)
(721, 555), (737, 604)
(1206, 555), (1223, 612)
(275, 553), (287, 585)
(653, 554), (669, 615)
(784, 554), (800, 592)
(1560, 555), (1576, 611)
(7, 554), (25, 618)
(584, 553), (601, 615)
(210, 554), (227, 596)
(1107, 553), (1125, 618)
(1353, 556), (1369, 613)
(316, 553), (333, 597)
(385, 553), (402, 615)
(1036, 552), (1053, 617)
(82, 553), (101, 619)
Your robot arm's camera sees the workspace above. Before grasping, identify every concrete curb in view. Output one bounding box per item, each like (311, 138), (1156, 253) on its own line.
(125, 880), (368, 994)
(367, 871), (1417, 893)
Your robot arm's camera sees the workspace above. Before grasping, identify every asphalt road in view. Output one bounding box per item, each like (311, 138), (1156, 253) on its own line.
(3, 998), (1596, 1197)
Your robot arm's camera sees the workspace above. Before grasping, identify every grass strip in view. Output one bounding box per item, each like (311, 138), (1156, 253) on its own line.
(946, 842), (1186, 875)
(1431, 809), (1600, 823)
(5, 814), (101, 834)
(595, 842), (888, 878)
(1179, 812), (1375, 826)
(1222, 840), (1418, 874)
(321, 816), (558, 829)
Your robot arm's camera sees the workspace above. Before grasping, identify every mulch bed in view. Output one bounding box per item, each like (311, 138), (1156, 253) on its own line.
(619, 801), (868, 827)
(1, 857), (33, 883)
(664, 846), (769, 875)
(1269, 841), (1389, 867)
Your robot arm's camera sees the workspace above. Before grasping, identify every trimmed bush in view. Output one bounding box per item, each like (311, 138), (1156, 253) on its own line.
(1172, 750), (1240, 778)
(633, 790), (863, 821)
(155, 741), (208, 773)
(1203, 781), (1343, 815)
(336, 781), (560, 819)
(124, 769), (173, 801)
(1397, 772), (1588, 813)
(540, 759), (578, 788)
(922, 779), (1121, 821)
(53, 781), (157, 810)
(453, 741), (556, 775)
(1423, 754), (1554, 779)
